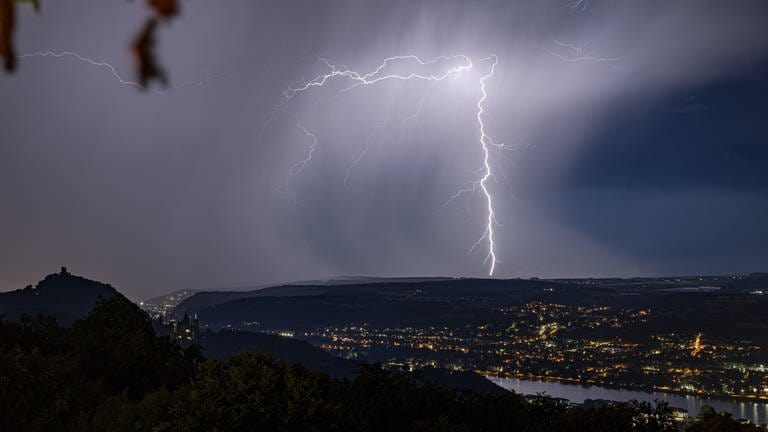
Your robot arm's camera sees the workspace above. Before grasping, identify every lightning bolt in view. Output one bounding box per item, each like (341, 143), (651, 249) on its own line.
(277, 54), (502, 276)
(438, 173), (481, 221)
(395, 87), (428, 146)
(568, 0), (590, 13)
(544, 40), (621, 66)
(285, 116), (319, 205)
(18, 51), (147, 89)
(344, 101), (392, 189)
(17, 51), (227, 91)
(20, 49), (505, 275)
(476, 54), (499, 275)
(282, 55), (474, 101)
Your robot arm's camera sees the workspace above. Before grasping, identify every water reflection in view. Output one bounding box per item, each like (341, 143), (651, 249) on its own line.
(490, 377), (768, 426)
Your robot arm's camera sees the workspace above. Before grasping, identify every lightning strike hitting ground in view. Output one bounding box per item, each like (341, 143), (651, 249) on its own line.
(278, 54), (502, 276)
(475, 55), (500, 275)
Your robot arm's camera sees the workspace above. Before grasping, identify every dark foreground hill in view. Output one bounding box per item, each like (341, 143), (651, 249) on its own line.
(0, 295), (754, 432)
(197, 328), (507, 394)
(197, 328), (358, 378)
(0, 267), (118, 324)
(1, 271), (759, 431)
(0, 269), (501, 394)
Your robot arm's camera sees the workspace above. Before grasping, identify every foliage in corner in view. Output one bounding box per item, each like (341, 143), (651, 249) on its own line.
(0, 0), (178, 89)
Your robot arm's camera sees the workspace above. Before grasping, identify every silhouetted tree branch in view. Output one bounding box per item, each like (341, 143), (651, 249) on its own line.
(0, 0), (179, 89)
(0, 0), (16, 72)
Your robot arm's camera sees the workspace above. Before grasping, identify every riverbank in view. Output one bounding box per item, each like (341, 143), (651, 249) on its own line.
(483, 372), (768, 404)
(488, 376), (768, 426)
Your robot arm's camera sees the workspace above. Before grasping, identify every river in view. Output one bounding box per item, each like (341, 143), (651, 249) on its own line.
(489, 377), (768, 425)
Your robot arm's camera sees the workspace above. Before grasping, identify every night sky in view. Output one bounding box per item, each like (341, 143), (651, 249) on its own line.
(1, 0), (767, 300)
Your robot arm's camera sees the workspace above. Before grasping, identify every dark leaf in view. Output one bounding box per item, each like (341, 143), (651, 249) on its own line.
(0, 0), (15, 72)
(131, 18), (167, 89)
(148, 0), (179, 19)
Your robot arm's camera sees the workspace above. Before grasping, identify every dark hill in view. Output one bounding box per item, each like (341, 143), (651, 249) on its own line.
(173, 277), (557, 319)
(0, 267), (118, 325)
(197, 329), (359, 379)
(176, 278), (563, 331)
(195, 330), (506, 394)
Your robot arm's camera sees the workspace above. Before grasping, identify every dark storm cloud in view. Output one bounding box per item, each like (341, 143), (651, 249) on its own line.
(1, 0), (767, 299)
(566, 64), (768, 191)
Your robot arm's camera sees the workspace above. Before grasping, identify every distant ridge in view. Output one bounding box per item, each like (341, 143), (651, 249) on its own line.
(0, 267), (119, 325)
(170, 276), (455, 317)
(194, 276), (455, 293)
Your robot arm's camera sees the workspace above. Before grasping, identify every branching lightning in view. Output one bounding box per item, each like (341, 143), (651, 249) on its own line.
(544, 40), (622, 68)
(18, 51), (147, 89)
(395, 88), (428, 146)
(285, 117), (319, 205)
(12, 0), (626, 280)
(568, 0), (590, 13)
(20, 49), (507, 275)
(277, 54), (502, 276)
(567, 0), (617, 14)
(282, 55), (474, 101)
(438, 171), (481, 215)
(17, 50), (227, 92)
(344, 102), (392, 189)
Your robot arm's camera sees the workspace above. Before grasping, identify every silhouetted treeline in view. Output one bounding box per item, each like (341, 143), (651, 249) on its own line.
(0, 296), (762, 432)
